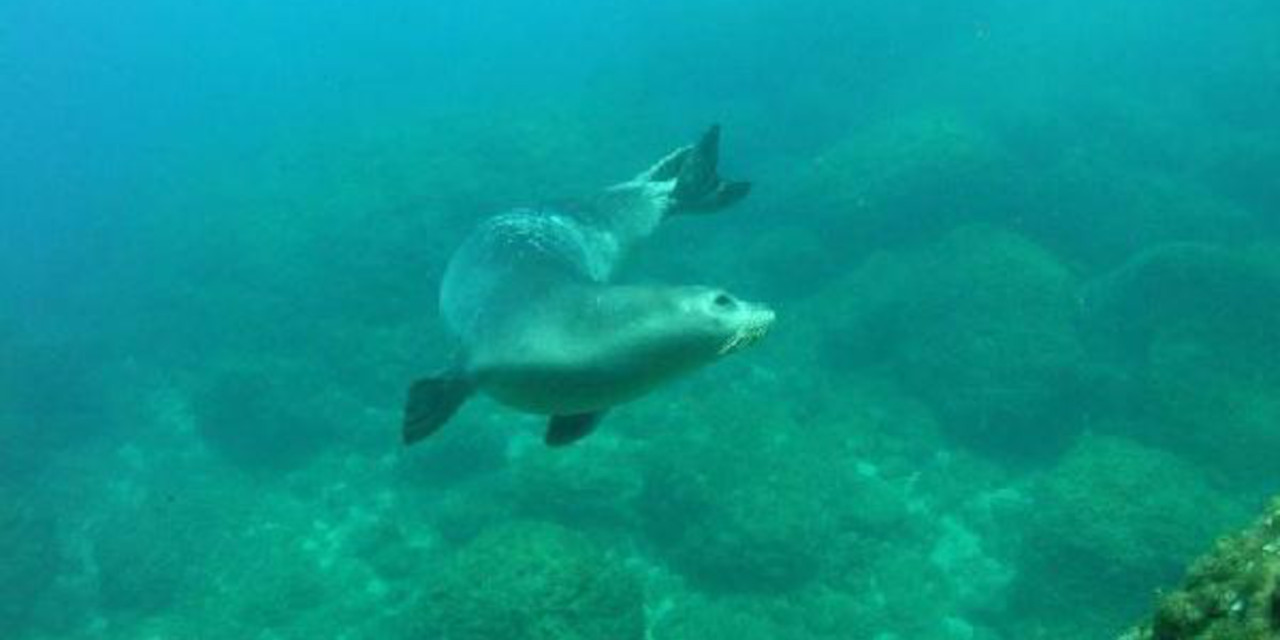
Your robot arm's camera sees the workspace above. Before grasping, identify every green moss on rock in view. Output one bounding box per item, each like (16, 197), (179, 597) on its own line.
(819, 225), (1088, 457)
(791, 110), (1024, 253)
(426, 521), (645, 640)
(1121, 498), (1280, 640)
(1085, 243), (1280, 484)
(1014, 435), (1241, 635)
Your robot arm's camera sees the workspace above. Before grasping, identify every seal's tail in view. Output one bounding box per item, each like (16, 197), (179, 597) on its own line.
(641, 125), (752, 215)
(402, 371), (473, 446)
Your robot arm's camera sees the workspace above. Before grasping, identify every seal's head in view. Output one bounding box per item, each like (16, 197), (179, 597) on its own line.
(676, 286), (775, 356)
(613, 285), (774, 379)
(459, 283), (773, 419)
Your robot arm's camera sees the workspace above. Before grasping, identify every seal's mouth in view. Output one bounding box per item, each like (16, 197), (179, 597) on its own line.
(719, 306), (776, 355)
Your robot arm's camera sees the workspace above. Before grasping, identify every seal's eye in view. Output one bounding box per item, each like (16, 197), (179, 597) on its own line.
(713, 293), (736, 308)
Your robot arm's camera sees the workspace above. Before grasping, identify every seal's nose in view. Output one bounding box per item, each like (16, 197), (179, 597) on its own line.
(720, 303), (775, 355)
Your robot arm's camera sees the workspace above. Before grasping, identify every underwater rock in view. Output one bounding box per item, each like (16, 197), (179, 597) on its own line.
(1023, 150), (1257, 268)
(1084, 242), (1280, 484)
(783, 110), (1025, 258)
(1119, 497), (1280, 640)
(424, 521), (645, 640)
(190, 364), (340, 473)
(1083, 243), (1280, 360)
(637, 380), (921, 593)
(640, 436), (835, 591)
(822, 225), (1088, 458)
(1011, 435), (1241, 636)
(894, 226), (1086, 455)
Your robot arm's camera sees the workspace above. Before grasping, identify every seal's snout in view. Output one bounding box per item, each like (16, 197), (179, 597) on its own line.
(720, 303), (775, 355)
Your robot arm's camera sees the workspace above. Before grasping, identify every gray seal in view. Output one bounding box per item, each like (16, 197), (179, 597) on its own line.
(403, 126), (773, 447)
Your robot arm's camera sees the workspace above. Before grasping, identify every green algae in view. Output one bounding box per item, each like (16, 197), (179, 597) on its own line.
(1122, 499), (1280, 640)
(425, 521), (645, 640)
(1012, 435), (1243, 636)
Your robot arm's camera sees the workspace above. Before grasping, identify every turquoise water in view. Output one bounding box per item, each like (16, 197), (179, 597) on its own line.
(3, 2), (1280, 638)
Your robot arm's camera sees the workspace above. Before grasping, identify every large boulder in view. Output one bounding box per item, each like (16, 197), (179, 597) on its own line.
(425, 521), (645, 640)
(818, 225), (1089, 457)
(790, 111), (1023, 250)
(1084, 243), (1280, 484)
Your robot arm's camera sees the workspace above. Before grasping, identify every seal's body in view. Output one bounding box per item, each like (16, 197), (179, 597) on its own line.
(404, 127), (770, 447)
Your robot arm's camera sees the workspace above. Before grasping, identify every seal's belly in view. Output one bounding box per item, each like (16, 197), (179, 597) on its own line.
(475, 360), (666, 416)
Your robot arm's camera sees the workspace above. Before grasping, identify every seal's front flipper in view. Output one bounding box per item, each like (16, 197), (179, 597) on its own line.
(671, 125), (752, 214)
(545, 411), (607, 447)
(403, 373), (473, 446)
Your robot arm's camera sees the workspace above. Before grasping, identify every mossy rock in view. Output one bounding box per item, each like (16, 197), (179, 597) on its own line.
(1085, 243), (1280, 485)
(637, 381), (918, 593)
(1013, 435), (1242, 634)
(1122, 498), (1280, 640)
(426, 521), (645, 640)
(818, 225), (1088, 457)
(1083, 243), (1280, 360)
(788, 110), (1025, 253)
(1025, 153), (1257, 268)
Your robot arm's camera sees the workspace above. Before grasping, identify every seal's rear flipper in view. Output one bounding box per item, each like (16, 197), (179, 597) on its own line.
(670, 125), (752, 214)
(403, 373), (473, 446)
(545, 411), (607, 447)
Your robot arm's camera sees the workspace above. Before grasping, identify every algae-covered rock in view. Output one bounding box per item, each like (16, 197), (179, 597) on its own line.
(820, 225), (1088, 456)
(895, 226), (1086, 449)
(1083, 243), (1280, 360)
(638, 378), (920, 593)
(1120, 498), (1280, 640)
(425, 521), (645, 640)
(787, 110), (1024, 254)
(639, 411), (838, 592)
(1029, 158), (1256, 268)
(1085, 243), (1280, 484)
(1013, 435), (1241, 635)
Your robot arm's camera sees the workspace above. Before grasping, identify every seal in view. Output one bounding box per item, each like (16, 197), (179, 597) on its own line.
(403, 126), (773, 447)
